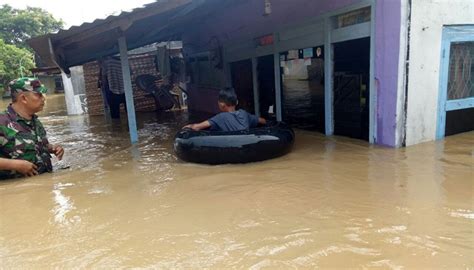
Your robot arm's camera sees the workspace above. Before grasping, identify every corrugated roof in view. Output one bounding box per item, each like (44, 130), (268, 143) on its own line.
(27, 0), (221, 73)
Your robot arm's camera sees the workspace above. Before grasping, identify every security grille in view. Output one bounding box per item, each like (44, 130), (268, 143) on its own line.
(447, 42), (474, 100)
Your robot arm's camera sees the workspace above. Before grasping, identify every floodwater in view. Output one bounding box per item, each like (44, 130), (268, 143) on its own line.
(0, 94), (472, 269)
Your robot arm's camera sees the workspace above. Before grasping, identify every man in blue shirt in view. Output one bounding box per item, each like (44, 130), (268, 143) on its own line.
(184, 88), (266, 131)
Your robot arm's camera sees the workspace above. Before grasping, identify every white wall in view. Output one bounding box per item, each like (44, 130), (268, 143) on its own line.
(61, 66), (86, 115)
(394, 0), (410, 147)
(405, 0), (474, 146)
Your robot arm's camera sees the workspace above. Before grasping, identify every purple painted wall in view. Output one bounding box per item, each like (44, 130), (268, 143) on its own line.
(183, 0), (359, 115)
(375, 0), (401, 147)
(184, 0), (358, 53)
(183, 0), (402, 146)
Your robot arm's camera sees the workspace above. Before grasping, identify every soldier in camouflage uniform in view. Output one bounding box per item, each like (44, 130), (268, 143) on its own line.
(0, 77), (64, 179)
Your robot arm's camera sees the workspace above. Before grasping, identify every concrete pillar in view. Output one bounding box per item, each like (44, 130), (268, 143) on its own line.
(118, 36), (138, 144)
(324, 17), (334, 136)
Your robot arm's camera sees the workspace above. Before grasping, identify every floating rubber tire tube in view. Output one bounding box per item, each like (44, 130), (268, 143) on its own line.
(174, 122), (295, 164)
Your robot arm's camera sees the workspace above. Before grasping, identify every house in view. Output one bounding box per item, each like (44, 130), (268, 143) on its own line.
(27, 0), (474, 146)
(30, 66), (64, 93)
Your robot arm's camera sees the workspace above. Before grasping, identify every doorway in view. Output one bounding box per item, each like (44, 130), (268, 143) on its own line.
(280, 46), (325, 132)
(230, 59), (254, 113)
(333, 37), (370, 140)
(257, 55), (276, 119)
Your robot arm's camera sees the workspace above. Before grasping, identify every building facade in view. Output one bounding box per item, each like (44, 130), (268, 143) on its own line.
(28, 0), (473, 146)
(180, 0), (473, 147)
(404, 0), (474, 146)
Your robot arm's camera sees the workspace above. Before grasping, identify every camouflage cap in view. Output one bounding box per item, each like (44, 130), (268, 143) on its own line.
(9, 77), (48, 94)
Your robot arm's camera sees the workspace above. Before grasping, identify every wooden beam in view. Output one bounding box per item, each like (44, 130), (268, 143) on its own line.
(331, 21), (371, 43)
(445, 97), (474, 111)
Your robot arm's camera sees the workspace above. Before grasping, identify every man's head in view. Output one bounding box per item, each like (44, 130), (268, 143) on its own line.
(9, 77), (47, 114)
(217, 87), (238, 112)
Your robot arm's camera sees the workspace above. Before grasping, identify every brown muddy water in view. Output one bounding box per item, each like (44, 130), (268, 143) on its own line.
(0, 94), (472, 269)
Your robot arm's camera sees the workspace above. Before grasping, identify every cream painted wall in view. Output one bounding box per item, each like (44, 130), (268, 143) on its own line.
(405, 0), (474, 146)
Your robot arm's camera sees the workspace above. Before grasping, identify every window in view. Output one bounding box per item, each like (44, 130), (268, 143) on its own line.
(54, 76), (64, 90)
(447, 42), (474, 100)
(335, 7), (371, 29)
(437, 26), (474, 139)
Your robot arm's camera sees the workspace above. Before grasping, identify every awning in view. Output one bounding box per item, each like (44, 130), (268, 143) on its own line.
(27, 0), (225, 74)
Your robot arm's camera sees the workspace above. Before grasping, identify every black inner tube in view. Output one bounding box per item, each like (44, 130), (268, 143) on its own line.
(174, 122), (295, 165)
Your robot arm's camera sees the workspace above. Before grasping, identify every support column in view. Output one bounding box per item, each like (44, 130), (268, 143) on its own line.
(369, 2), (377, 144)
(273, 52), (282, 121)
(118, 36), (138, 143)
(324, 17), (334, 136)
(251, 57), (260, 117)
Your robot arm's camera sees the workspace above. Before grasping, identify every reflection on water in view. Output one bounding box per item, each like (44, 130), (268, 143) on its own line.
(0, 94), (472, 268)
(282, 79), (325, 132)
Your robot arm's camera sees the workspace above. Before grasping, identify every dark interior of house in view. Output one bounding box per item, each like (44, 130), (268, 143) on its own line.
(333, 37), (370, 141)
